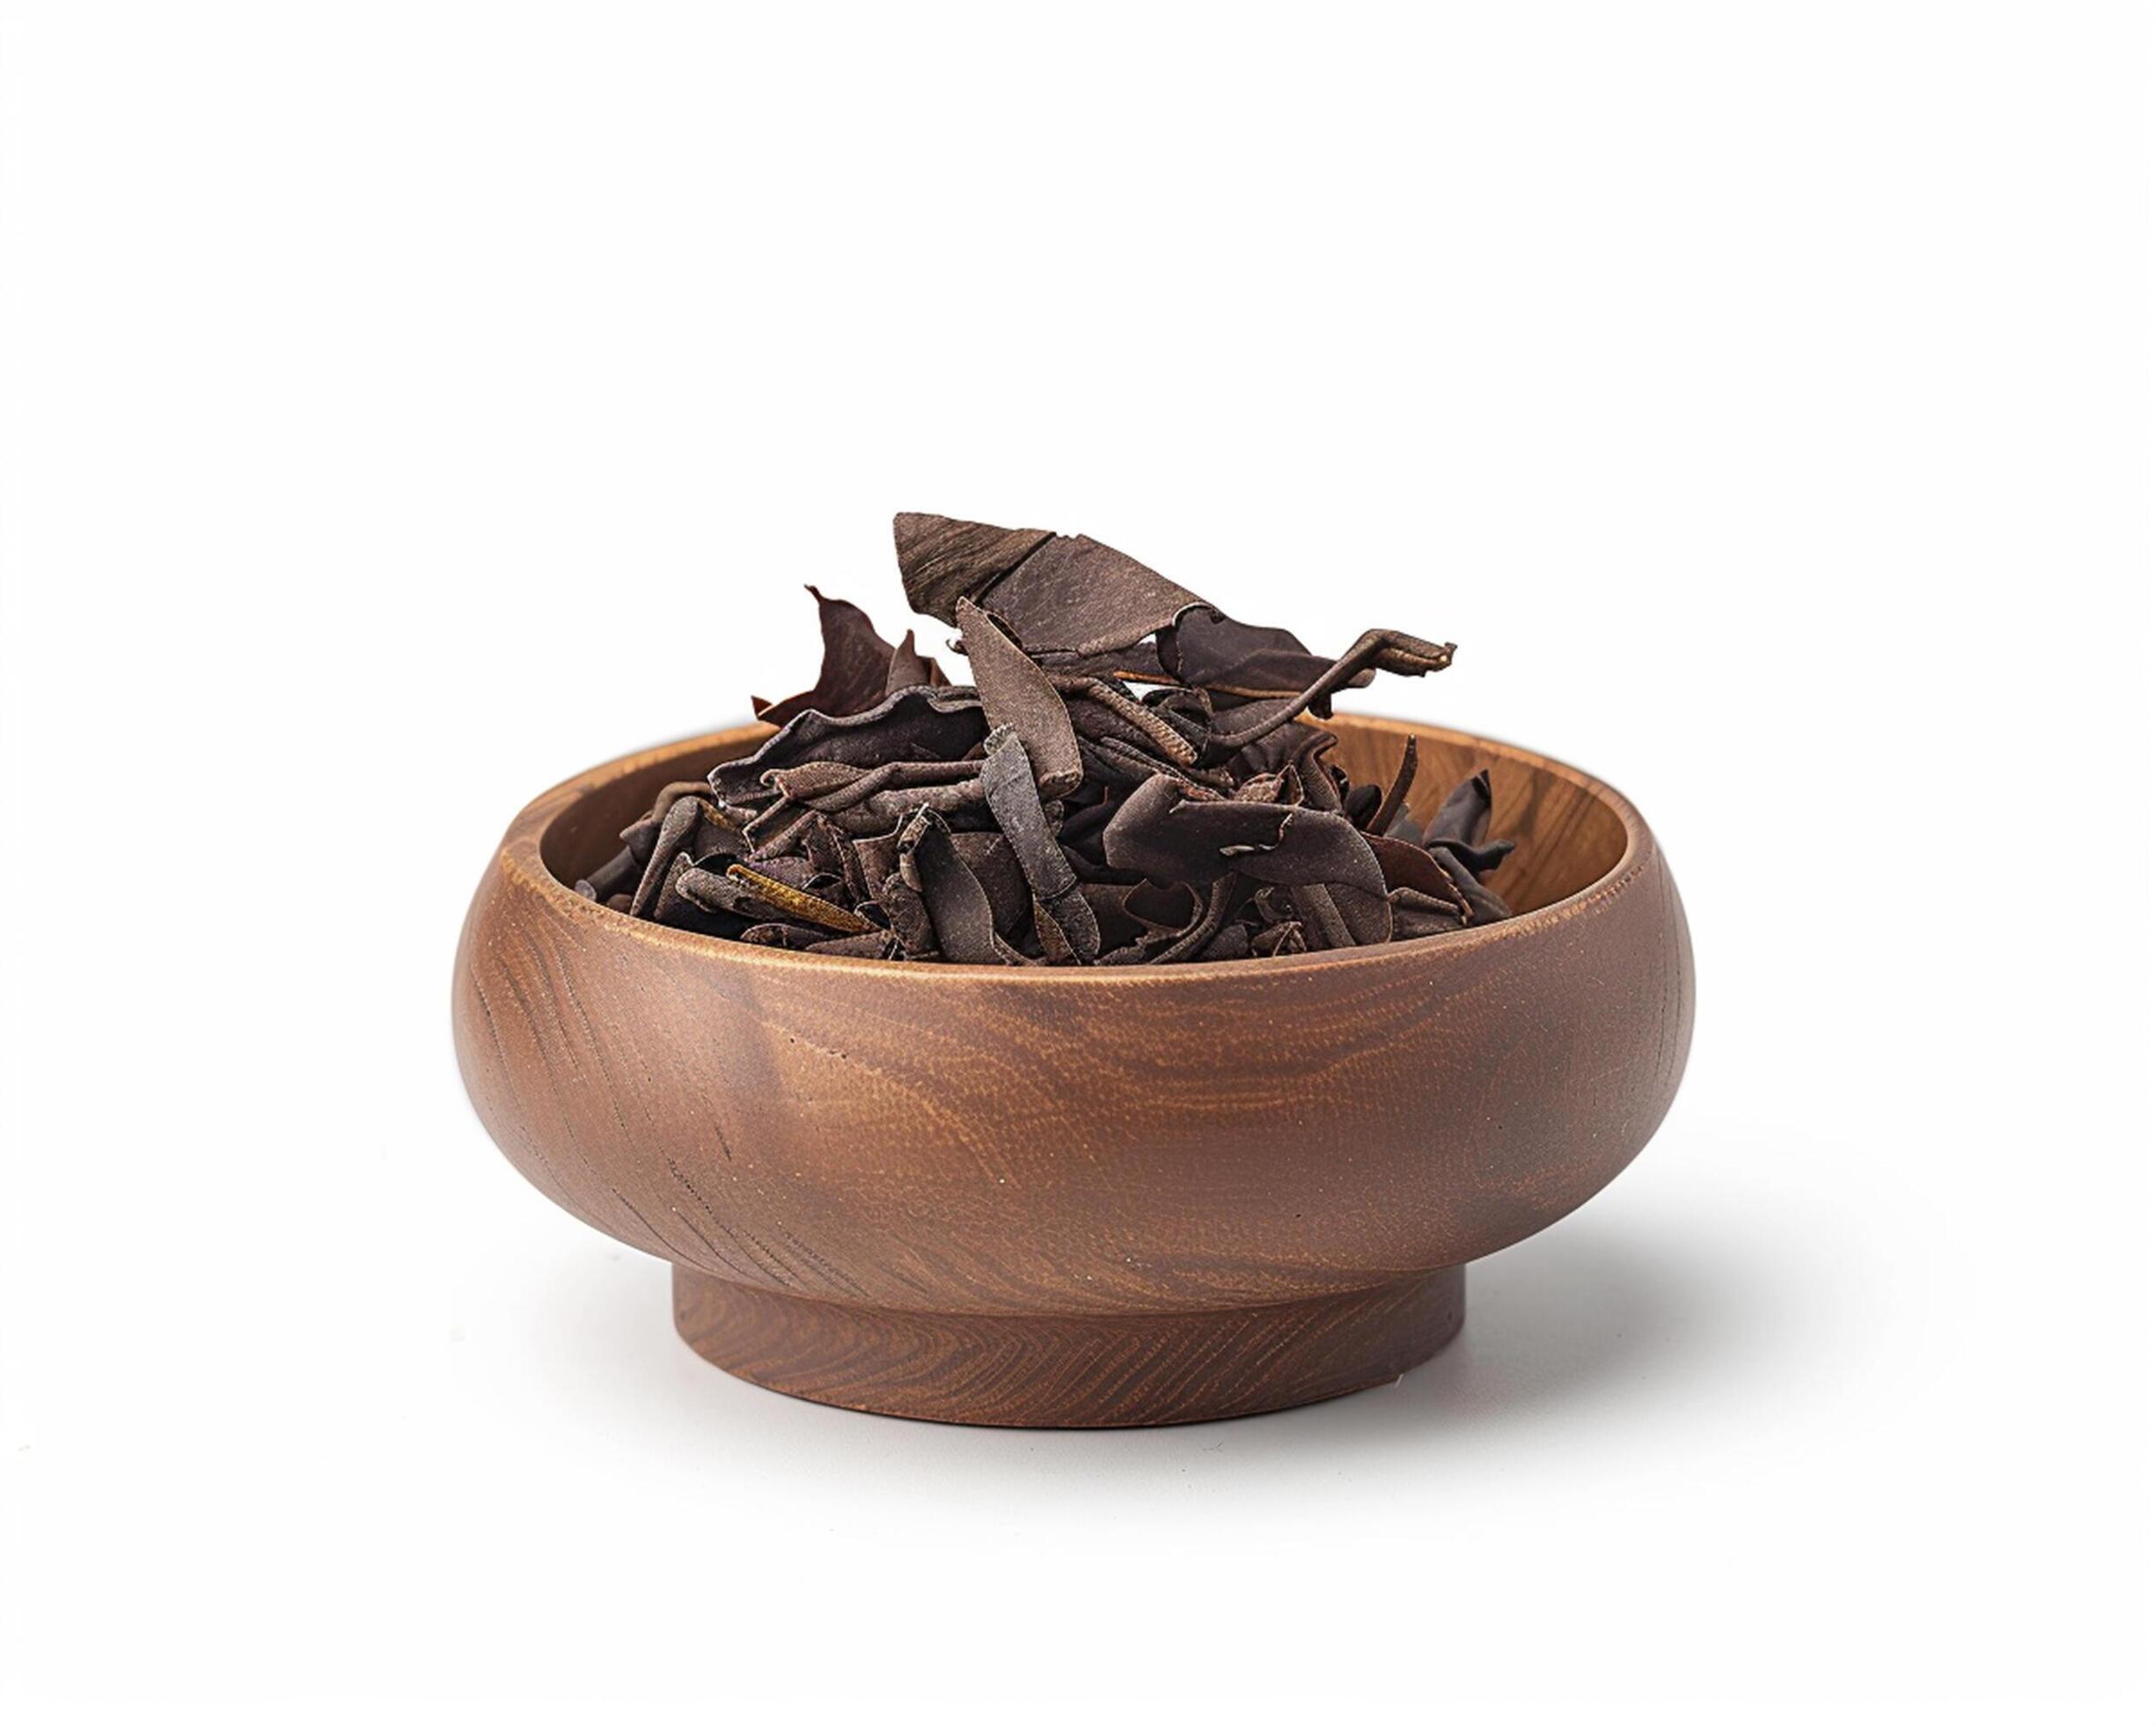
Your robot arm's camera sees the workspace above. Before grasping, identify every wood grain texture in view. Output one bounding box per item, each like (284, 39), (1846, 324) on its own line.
(452, 715), (1692, 1426)
(673, 1265), (1465, 1428)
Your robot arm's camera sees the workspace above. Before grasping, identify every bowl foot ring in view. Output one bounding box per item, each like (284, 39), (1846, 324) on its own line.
(672, 1264), (1465, 1428)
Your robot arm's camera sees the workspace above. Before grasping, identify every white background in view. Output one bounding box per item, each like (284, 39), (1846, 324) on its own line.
(3, 4), (2150, 1719)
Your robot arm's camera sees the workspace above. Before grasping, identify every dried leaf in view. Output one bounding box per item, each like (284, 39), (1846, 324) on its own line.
(1100, 774), (1389, 907)
(723, 863), (875, 935)
(896, 807), (1014, 965)
(979, 729), (1100, 960)
(898, 513), (1198, 664)
(756, 588), (902, 727)
(710, 686), (985, 811)
(576, 511), (1513, 965)
(1368, 735), (1419, 834)
(957, 598), (1085, 797)
(884, 628), (946, 696)
(1426, 768), (1516, 877)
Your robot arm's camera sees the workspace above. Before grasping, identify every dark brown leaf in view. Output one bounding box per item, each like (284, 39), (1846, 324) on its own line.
(892, 512), (1056, 625)
(898, 513), (1199, 665)
(576, 511), (1512, 966)
(896, 806), (1014, 965)
(709, 686), (985, 811)
(1367, 734), (1419, 834)
(1426, 768), (1515, 877)
(884, 628), (947, 696)
(1204, 629), (1454, 756)
(1100, 774), (1389, 907)
(979, 728), (1100, 960)
(755, 587), (902, 727)
(722, 863), (875, 935)
(957, 598), (1084, 797)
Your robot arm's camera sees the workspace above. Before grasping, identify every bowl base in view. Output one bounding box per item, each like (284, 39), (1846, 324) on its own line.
(671, 1265), (1465, 1428)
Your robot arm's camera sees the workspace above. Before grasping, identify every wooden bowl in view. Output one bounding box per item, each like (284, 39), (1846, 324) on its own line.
(452, 716), (1692, 1427)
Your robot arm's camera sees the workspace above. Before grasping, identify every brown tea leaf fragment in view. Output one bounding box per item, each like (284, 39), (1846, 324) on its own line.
(1033, 899), (1077, 964)
(1054, 675), (1202, 767)
(739, 923), (833, 950)
(1429, 844), (1513, 925)
(1154, 877), (1239, 963)
(805, 929), (903, 960)
(947, 830), (1032, 938)
(1223, 717), (1335, 786)
(1366, 832), (1463, 902)
(1232, 768), (1294, 804)
(619, 781), (726, 867)
(979, 728), (1099, 960)
(1199, 923), (1250, 961)
(800, 815), (851, 886)
(1204, 629), (1454, 755)
(740, 853), (821, 892)
(1250, 921), (1308, 958)
(831, 826), (875, 907)
(723, 863), (874, 935)
(1101, 774), (1388, 908)
(896, 807), (1012, 965)
(743, 800), (819, 860)
(1426, 768), (1515, 877)
(1289, 883), (1357, 950)
(891, 513), (1057, 625)
(1077, 734), (1233, 795)
(818, 781), (990, 835)
(1123, 878), (1200, 931)
(872, 870), (939, 958)
(584, 510), (1514, 965)
(576, 845), (642, 903)
(630, 795), (742, 918)
(898, 514), (1198, 665)
(1361, 736), (1421, 833)
(1299, 756), (1347, 814)
(1161, 609), (1350, 700)
(1077, 881), (1151, 951)
(756, 588), (902, 727)
(884, 628), (947, 696)
(710, 686), (986, 810)
(767, 757), (981, 811)
(649, 855), (752, 935)
(1389, 886), (1470, 940)
(957, 598), (1084, 797)
(676, 862), (780, 921)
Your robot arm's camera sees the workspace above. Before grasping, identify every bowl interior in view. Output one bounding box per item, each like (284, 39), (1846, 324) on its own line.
(537, 715), (1630, 924)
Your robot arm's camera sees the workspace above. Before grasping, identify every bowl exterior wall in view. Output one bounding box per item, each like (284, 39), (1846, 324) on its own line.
(452, 730), (1691, 1318)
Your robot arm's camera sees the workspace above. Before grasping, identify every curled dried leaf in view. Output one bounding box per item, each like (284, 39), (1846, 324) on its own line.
(756, 588), (904, 727)
(896, 807), (1016, 965)
(723, 863), (875, 935)
(576, 510), (1514, 965)
(979, 729), (1100, 960)
(957, 598), (1084, 797)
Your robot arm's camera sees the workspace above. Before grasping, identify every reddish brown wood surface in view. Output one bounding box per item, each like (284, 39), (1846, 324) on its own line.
(674, 1265), (1466, 1428)
(453, 716), (1692, 1427)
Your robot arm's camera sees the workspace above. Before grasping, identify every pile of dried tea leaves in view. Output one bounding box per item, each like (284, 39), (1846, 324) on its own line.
(574, 513), (1515, 964)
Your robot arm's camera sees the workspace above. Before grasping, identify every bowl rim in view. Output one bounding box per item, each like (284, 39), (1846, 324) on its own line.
(489, 715), (1656, 984)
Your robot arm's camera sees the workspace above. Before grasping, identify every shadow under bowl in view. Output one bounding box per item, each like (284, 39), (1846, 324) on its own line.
(452, 716), (1693, 1427)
